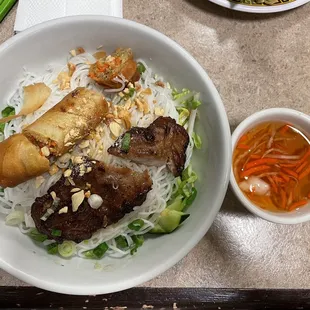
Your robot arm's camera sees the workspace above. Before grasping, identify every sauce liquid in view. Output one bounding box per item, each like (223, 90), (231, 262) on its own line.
(233, 122), (310, 212)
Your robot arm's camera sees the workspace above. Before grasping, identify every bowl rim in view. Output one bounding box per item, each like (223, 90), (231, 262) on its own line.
(230, 108), (310, 225)
(0, 15), (232, 295)
(208, 0), (310, 13)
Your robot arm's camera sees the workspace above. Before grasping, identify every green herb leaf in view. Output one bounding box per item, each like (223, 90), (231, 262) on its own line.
(0, 123), (4, 134)
(128, 88), (135, 97)
(137, 62), (146, 74)
(121, 133), (131, 152)
(1, 106), (15, 118)
(28, 229), (48, 243)
(51, 229), (62, 237)
(128, 219), (144, 231)
(47, 243), (58, 255)
(115, 235), (128, 249)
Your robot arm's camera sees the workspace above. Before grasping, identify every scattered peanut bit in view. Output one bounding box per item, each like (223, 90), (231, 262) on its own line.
(49, 164), (59, 176)
(35, 176), (45, 189)
(128, 82), (134, 88)
(50, 191), (57, 200)
(86, 167), (92, 173)
(135, 98), (144, 112)
(72, 156), (84, 164)
(79, 140), (90, 149)
(153, 99), (157, 104)
(134, 82), (141, 90)
(86, 182), (92, 188)
(109, 121), (122, 139)
(70, 188), (81, 193)
(40, 146), (50, 157)
(118, 92), (124, 98)
(71, 190), (85, 212)
(67, 177), (75, 186)
(155, 81), (165, 88)
(76, 47), (85, 55)
(155, 107), (165, 116)
(58, 207), (68, 215)
(64, 169), (72, 178)
(84, 191), (91, 198)
(143, 88), (152, 95)
(124, 99), (132, 110)
(67, 62), (76, 77)
(123, 88), (129, 94)
(57, 71), (70, 90)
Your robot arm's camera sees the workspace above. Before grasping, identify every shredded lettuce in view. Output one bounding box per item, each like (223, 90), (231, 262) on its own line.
(0, 106), (15, 134)
(192, 132), (202, 149)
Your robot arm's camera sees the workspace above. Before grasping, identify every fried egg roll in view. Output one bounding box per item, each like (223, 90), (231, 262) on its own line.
(89, 48), (140, 88)
(23, 87), (108, 156)
(0, 134), (50, 188)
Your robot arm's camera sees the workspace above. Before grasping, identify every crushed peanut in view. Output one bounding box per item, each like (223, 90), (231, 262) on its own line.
(40, 146), (50, 157)
(71, 190), (85, 212)
(67, 62), (76, 77)
(109, 122), (122, 139)
(64, 169), (72, 177)
(49, 164), (59, 176)
(86, 167), (92, 173)
(155, 81), (165, 88)
(71, 188), (81, 193)
(155, 107), (165, 116)
(72, 156), (84, 164)
(84, 191), (91, 198)
(58, 207), (68, 215)
(50, 191), (57, 200)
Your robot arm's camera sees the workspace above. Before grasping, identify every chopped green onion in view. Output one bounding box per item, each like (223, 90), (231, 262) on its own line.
(1, 106), (15, 118)
(184, 188), (197, 207)
(137, 62), (146, 74)
(182, 184), (192, 198)
(121, 133), (131, 152)
(51, 229), (62, 237)
(0, 187), (4, 193)
(182, 166), (192, 181)
(128, 219), (144, 231)
(0, 0), (16, 23)
(173, 88), (190, 100)
(58, 241), (76, 258)
(192, 132), (202, 149)
(47, 243), (58, 255)
(128, 88), (135, 97)
(84, 242), (109, 259)
(177, 108), (190, 126)
(130, 235), (144, 255)
(5, 210), (24, 226)
(93, 242), (109, 258)
(115, 235), (128, 249)
(28, 229), (48, 243)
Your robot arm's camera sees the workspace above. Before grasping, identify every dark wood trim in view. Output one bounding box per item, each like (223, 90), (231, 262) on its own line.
(1, 287), (310, 310)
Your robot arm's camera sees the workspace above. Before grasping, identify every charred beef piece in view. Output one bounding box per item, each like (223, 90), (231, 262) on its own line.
(31, 160), (152, 243)
(108, 117), (189, 177)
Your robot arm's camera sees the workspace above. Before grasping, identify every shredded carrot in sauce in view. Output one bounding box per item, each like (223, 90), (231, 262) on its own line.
(233, 121), (310, 212)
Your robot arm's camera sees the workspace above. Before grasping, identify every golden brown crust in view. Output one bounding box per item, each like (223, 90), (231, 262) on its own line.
(23, 87), (108, 156)
(0, 134), (50, 188)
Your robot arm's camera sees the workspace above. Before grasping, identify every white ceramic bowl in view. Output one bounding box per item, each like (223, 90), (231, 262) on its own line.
(209, 0), (310, 13)
(0, 16), (231, 295)
(230, 108), (310, 224)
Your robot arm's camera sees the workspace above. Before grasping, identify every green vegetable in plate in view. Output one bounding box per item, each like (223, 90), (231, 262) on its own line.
(115, 235), (128, 249)
(47, 243), (58, 255)
(84, 242), (109, 259)
(121, 133), (131, 152)
(130, 235), (144, 255)
(51, 229), (62, 237)
(5, 210), (24, 226)
(128, 219), (144, 231)
(0, 106), (15, 134)
(150, 209), (190, 234)
(28, 229), (48, 243)
(0, 0), (17, 23)
(58, 241), (76, 258)
(137, 62), (146, 74)
(192, 132), (202, 149)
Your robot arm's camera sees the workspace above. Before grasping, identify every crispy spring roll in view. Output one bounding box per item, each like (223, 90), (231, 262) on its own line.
(0, 134), (50, 188)
(23, 87), (108, 156)
(89, 48), (140, 88)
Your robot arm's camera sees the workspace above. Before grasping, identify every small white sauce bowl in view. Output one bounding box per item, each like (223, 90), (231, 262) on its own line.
(230, 108), (310, 224)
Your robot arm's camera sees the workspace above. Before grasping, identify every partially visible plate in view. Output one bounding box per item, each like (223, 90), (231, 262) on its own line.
(209, 0), (310, 13)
